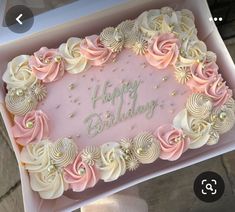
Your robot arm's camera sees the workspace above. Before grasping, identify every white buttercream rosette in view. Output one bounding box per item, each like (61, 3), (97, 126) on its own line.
(59, 37), (89, 74)
(98, 142), (126, 182)
(173, 109), (214, 149)
(3, 55), (37, 89)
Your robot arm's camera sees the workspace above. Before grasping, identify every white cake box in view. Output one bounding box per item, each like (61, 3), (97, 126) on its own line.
(1, 0), (235, 211)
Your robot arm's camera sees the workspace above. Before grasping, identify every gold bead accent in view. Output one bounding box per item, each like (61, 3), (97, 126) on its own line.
(26, 121), (34, 129)
(47, 165), (56, 173)
(162, 76), (168, 81)
(56, 152), (63, 157)
(171, 90), (177, 96)
(105, 112), (111, 118)
(16, 89), (24, 97)
(125, 149), (130, 154)
(219, 111), (227, 121)
(78, 167), (86, 176)
(137, 148), (143, 154)
(125, 155), (130, 161)
(54, 56), (62, 63)
(68, 113), (75, 118)
(68, 83), (75, 90)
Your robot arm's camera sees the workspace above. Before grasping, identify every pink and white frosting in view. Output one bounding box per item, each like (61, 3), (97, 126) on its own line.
(64, 154), (99, 192)
(204, 75), (232, 107)
(154, 124), (190, 161)
(79, 35), (113, 66)
(29, 47), (65, 83)
(186, 62), (219, 92)
(146, 33), (180, 69)
(12, 110), (49, 146)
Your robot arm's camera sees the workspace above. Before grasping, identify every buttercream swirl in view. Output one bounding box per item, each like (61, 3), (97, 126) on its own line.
(210, 106), (235, 134)
(186, 62), (219, 92)
(12, 110), (49, 146)
(146, 33), (180, 69)
(59, 37), (89, 74)
(98, 142), (126, 182)
(207, 130), (220, 145)
(21, 140), (52, 172)
(29, 47), (65, 83)
(186, 93), (213, 119)
(132, 132), (160, 164)
(81, 146), (101, 166)
(205, 51), (217, 64)
(180, 39), (207, 65)
(50, 138), (77, 168)
(126, 155), (140, 171)
(2, 55), (37, 89)
(225, 97), (235, 112)
(204, 75), (232, 107)
(79, 35), (113, 66)
(135, 9), (161, 37)
(5, 88), (38, 116)
(29, 168), (67, 199)
(174, 63), (192, 84)
(154, 125), (190, 161)
(100, 27), (125, 53)
(173, 109), (213, 149)
(64, 154), (99, 192)
(30, 82), (47, 102)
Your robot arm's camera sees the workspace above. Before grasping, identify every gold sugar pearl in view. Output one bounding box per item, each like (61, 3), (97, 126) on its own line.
(137, 148), (143, 154)
(56, 152), (63, 157)
(16, 89), (24, 97)
(47, 165), (56, 173)
(105, 112), (110, 118)
(78, 167), (86, 176)
(171, 90), (177, 96)
(125, 155), (130, 161)
(162, 76), (168, 81)
(26, 121), (34, 129)
(68, 113), (75, 118)
(54, 56), (62, 63)
(219, 111), (227, 120)
(68, 83), (75, 90)
(125, 149), (130, 154)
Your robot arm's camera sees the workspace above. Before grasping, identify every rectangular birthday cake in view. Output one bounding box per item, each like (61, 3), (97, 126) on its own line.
(2, 6), (235, 200)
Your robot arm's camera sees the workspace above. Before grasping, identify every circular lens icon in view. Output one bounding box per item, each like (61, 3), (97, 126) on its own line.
(5, 5), (34, 33)
(194, 171), (225, 202)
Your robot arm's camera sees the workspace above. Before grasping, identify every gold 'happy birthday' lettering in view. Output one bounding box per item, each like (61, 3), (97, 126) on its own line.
(84, 80), (158, 137)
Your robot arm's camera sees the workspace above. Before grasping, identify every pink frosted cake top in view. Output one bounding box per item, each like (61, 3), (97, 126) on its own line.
(2, 7), (235, 200)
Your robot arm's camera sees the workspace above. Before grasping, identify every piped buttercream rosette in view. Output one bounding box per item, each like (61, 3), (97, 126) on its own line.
(64, 154), (100, 192)
(154, 125), (190, 161)
(97, 142), (126, 182)
(12, 110), (49, 146)
(59, 37), (89, 74)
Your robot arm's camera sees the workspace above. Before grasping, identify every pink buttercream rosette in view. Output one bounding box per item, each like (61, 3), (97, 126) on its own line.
(186, 62), (219, 92)
(204, 74), (232, 107)
(64, 154), (99, 192)
(154, 124), (190, 161)
(146, 33), (181, 69)
(79, 35), (113, 66)
(29, 47), (65, 83)
(12, 110), (49, 146)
